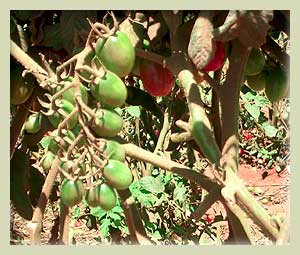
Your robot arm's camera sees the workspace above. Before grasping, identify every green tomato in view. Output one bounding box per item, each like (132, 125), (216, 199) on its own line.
(244, 48), (265, 76)
(40, 151), (55, 173)
(265, 67), (289, 102)
(91, 108), (123, 138)
(85, 183), (117, 211)
(103, 140), (126, 162)
(24, 113), (41, 134)
(90, 70), (127, 108)
(95, 31), (135, 77)
(246, 71), (266, 91)
(56, 77), (89, 105)
(60, 179), (83, 207)
(48, 99), (78, 129)
(103, 160), (133, 190)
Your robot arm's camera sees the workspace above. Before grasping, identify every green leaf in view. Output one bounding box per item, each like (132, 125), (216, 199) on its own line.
(114, 107), (123, 115)
(91, 207), (107, 219)
(244, 102), (260, 121)
(137, 192), (157, 207)
(112, 205), (124, 213)
(108, 211), (122, 221)
(261, 122), (278, 138)
(254, 95), (270, 107)
(173, 185), (187, 205)
(139, 176), (165, 194)
(99, 218), (111, 238)
(73, 207), (81, 218)
(127, 105), (141, 117)
(39, 136), (52, 150)
(152, 230), (163, 240)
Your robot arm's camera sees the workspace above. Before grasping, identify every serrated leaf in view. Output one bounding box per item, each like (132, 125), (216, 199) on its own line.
(254, 95), (270, 107)
(91, 207), (107, 219)
(139, 176), (164, 194)
(152, 230), (163, 240)
(261, 122), (278, 138)
(108, 211), (122, 221)
(137, 192), (157, 207)
(112, 205), (124, 213)
(114, 107), (123, 115)
(127, 105), (141, 118)
(244, 102), (260, 120)
(99, 218), (111, 238)
(173, 185), (187, 205)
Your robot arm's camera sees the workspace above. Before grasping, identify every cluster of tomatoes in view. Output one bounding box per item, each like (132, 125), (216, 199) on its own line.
(12, 30), (152, 211)
(244, 47), (288, 102)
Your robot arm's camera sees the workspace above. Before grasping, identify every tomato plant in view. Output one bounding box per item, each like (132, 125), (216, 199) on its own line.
(140, 60), (174, 96)
(96, 31), (135, 77)
(202, 41), (226, 72)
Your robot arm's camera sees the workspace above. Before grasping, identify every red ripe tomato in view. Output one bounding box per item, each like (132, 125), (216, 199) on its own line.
(205, 214), (214, 223)
(140, 60), (174, 96)
(239, 148), (245, 156)
(202, 41), (225, 72)
(154, 129), (160, 137)
(243, 132), (253, 140)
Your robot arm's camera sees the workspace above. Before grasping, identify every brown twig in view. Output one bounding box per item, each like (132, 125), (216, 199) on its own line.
(29, 156), (60, 244)
(117, 189), (152, 244)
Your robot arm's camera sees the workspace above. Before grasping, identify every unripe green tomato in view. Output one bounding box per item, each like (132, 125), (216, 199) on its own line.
(85, 183), (117, 211)
(265, 67), (289, 102)
(40, 151), (55, 172)
(48, 99), (78, 129)
(91, 108), (123, 138)
(24, 113), (42, 134)
(90, 70), (127, 108)
(103, 160), (133, 190)
(98, 183), (117, 211)
(95, 31), (135, 77)
(103, 140), (126, 162)
(60, 179), (83, 207)
(246, 71), (267, 91)
(56, 77), (89, 105)
(85, 185), (100, 208)
(244, 48), (265, 76)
